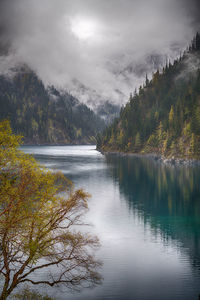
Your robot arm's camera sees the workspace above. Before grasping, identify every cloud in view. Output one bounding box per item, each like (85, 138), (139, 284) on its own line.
(0, 0), (199, 107)
(176, 53), (200, 82)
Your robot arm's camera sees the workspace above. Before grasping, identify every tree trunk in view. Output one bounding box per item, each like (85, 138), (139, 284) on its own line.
(0, 291), (9, 300)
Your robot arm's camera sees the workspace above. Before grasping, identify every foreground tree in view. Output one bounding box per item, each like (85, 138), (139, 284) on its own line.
(13, 287), (53, 300)
(0, 121), (101, 300)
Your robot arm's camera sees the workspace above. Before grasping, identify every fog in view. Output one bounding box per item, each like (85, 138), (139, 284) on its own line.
(0, 0), (199, 107)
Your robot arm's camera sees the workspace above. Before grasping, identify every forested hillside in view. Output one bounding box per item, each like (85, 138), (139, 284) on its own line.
(96, 101), (121, 124)
(98, 33), (200, 159)
(0, 66), (105, 144)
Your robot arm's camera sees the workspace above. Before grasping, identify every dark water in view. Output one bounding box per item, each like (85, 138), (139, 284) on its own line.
(21, 145), (200, 300)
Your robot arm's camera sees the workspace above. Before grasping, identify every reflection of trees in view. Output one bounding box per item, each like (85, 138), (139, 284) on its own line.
(106, 154), (200, 270)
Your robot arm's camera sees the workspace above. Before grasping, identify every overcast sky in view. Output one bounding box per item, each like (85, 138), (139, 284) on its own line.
(0, 0), (199, 107)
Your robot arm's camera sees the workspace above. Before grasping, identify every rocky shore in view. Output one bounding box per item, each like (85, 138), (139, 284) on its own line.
(98, 149), (200, 166)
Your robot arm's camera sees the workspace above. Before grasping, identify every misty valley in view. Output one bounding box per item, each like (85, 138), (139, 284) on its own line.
(0, 1), (200, 299)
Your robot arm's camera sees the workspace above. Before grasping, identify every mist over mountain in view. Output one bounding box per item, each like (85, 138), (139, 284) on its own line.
(0, 0), (199, 144)
(0, 66), (105, 144)
(0, 0), (199, 109)
(98, 34), (200, 159)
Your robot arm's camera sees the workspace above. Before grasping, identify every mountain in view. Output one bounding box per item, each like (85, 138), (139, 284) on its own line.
(98, 33), (200, 159)
(69, 79), (121, 124)
(96, 101), (121, 124)
(0, 66), (105, 144)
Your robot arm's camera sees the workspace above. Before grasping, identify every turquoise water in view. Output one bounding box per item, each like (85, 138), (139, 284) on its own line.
(21, 145), (200, 300)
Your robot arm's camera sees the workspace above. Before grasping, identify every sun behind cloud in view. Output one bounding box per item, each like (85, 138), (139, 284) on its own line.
(70, 16), (99, 41)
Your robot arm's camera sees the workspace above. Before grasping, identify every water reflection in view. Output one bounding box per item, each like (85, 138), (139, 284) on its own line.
(18, 146), (200, 300)
(105, 154), (200, 274)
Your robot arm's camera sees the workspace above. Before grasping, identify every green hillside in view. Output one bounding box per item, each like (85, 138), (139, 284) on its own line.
(0, 66), (105, 144)
(98, 33), (200, 159)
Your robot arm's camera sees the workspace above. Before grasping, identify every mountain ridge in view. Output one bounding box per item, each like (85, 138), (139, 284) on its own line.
(0, 66), (105, 144)
(97, 33), (200, 160)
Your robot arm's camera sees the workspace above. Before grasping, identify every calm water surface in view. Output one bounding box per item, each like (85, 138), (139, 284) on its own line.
(21, 145), (200, 300)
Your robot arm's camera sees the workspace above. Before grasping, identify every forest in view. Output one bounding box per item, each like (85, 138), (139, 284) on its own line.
(0, 66), (105, 144)
(97, 33), (200, 159)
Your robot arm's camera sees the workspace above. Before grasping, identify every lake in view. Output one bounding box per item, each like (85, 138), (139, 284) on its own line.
(21, 145), (200, 300)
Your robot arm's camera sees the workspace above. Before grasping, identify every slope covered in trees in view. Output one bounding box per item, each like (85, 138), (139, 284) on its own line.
(0, 66), (105, 144)
(98, 33), (200, 159)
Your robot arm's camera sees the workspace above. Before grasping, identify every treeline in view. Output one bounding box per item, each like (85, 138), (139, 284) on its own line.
(0, 66), (105, 144)
(98, 33), (200, 159)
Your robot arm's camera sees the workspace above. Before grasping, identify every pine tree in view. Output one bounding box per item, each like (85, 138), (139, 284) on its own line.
(169, 106), (174, 126)
(135, 132), (141, 151)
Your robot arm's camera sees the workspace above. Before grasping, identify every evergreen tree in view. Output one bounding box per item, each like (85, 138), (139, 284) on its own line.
(98, 33), (200, 159)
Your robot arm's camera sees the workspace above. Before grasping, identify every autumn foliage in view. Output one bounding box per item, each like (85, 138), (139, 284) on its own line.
(0, 121), (101, 300)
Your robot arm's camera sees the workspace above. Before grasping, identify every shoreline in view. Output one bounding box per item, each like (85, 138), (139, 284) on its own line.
(21, 142), (96, 146)
(20, 143), (200, 166)
(97, 149), (200, 166)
